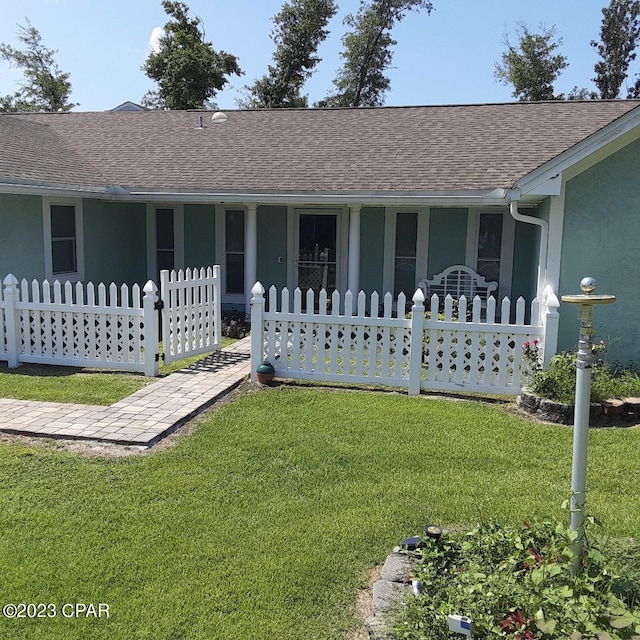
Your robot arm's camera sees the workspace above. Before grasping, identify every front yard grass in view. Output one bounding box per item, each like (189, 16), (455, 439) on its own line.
(0, 386), (638, 639)
(0, 338), (236, 405)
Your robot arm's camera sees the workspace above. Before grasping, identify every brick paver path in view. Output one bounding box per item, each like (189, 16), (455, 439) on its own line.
(0, 337), (251, 447)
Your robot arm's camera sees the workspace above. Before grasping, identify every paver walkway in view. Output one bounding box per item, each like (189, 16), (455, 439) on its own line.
(0, 337), (252, 447)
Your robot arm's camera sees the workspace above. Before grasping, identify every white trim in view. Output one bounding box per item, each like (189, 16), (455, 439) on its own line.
(347, 205), (361, 295)
(42, 196), (84, 282)
(416, 209), (430, 285)
(145, 203), (184, 281)
(289, 207), (345, 293)
(215, 204), (247, 306)
(545, 189), (566, 295)
(245, 203), (257, 313)
(286, 206), (295, 291)
(383, 208), (429, 296)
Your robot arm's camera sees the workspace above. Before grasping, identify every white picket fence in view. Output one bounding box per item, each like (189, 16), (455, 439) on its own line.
(160, 267), (222, 364)
(0, 266), (221, 376)
(250, 283), (560, 395)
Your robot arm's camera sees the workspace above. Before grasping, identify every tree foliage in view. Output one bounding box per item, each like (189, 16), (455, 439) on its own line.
(592, 0), (640, 99)
(243, 0), (337, 108)
(0, 19), (75, 112)
(142, 0), (242, 110)
(319, 0), (433, 108)
(494, 23), (569, 101)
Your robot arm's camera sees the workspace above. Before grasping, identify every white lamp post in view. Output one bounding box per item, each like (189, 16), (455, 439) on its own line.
(561, 277), (615, 574)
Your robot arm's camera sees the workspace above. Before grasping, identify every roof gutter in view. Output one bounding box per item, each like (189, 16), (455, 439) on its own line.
(121, 188), (513, 207)
(509, 197), (548, 298)
(0, 181), (515, 207)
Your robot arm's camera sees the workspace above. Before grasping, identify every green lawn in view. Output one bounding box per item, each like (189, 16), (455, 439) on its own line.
(0, 338), (236, 405)
(0, 387), (638, 639)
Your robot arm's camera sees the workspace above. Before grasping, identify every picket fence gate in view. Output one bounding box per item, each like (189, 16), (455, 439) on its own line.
(0, 266), (221, 376)
(250, 283), (560, 396)
(160, 267), (222, 365)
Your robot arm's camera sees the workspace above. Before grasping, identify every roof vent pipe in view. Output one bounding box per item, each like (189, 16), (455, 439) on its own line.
(509, 200), (549, 302)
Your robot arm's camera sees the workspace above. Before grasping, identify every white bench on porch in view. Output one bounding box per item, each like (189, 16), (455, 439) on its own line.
(418, 265), (498, 306)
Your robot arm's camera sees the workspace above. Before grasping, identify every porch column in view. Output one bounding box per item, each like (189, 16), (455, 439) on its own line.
(347, 205), (361, 306)
(245, 203), (258, 315)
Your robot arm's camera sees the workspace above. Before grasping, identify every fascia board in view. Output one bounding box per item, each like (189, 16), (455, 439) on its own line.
(517, 105), (640, 195)
(0, 182), (512, 207)
(0, 181), (107, 198)
(123, 189), (511, 207)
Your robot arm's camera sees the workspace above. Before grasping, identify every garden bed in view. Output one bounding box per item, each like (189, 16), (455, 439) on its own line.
(517, 390), (640, 427)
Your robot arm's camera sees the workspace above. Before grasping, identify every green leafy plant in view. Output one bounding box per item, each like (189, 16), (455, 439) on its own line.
(524, 342), (640, 404)
(396, 517), (640, 639)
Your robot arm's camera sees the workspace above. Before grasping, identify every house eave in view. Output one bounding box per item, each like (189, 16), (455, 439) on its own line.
(0, 180), (108, 199)
(517, 103), (640, 196)
(0, 181), (514, 207)
(125, 187), (513, 207)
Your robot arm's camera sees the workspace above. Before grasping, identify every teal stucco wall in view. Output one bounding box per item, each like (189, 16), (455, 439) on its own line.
(427, 208), (468, 276)
(558, 139), (640, 366)
(257, 205), (288, 291)
(511, 207), (543, 305)
(184, 204), (215, 269)
(359, 207), (385, 295)
(83, 200), (147, 286)
(0, 194), (45, 280)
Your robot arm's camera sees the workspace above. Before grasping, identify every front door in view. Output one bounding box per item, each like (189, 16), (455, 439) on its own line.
(295, 211), (339, 298)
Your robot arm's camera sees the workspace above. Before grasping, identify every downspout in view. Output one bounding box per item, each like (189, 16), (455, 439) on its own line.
(509, 200), (548, 299)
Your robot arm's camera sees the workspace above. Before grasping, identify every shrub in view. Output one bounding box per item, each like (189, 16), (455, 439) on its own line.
(395, 517), (640, 639)
(523, 342), (640, 404)
(221, 310), (250, 338)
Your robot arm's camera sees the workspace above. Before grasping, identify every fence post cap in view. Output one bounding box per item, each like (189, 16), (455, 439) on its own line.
(143, 280), (158, 295)
(412, 288), (425, 304)
(251, 281), (265, 296)
(2, 273), (18, 286)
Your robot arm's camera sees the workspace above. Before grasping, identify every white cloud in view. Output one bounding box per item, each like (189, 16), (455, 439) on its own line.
(148, 26), (163, 53)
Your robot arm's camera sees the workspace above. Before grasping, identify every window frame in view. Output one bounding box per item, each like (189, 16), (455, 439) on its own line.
(43, 197), (85, 282)
(145, 203), (185, 281)
(215, 205), (247, 304)
(465, 209), (515, 300)
(383, 208), (429, 298)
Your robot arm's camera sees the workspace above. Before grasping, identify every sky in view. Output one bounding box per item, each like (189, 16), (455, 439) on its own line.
(0, 0), (618, 112)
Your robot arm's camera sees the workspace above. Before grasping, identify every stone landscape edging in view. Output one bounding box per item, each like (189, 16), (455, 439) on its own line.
(366, 550), (419, 639)
(517, 390), (640, 427)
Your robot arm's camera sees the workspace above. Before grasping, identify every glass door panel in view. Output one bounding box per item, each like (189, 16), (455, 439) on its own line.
(297, 213), (338, 298)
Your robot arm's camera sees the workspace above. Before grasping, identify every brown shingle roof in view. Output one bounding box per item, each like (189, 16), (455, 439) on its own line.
(0, 113), (108, 189)
(1, 101), (639, 194)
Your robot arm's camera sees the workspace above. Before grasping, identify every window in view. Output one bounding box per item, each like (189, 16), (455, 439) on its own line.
(225, 209), (245, 294)
(476, 213), (503, 283)
(50, 205), (77, 274)
(156, 208), (175, 273)
(393, 212), (418, 296)
(44, 198), (84, 281)
(146, 204), (184, 281)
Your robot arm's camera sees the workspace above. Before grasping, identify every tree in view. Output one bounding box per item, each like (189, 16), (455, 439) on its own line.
(494, 23), (569, 101)
(0, 19), (75, 112)
(319, 0), (433, 108)
(142, 1), (242, 110)
(243, 0), (337, 108)
(591, 0), (640, 99)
